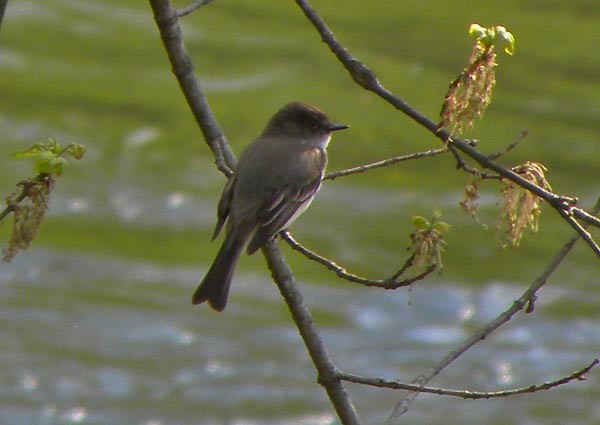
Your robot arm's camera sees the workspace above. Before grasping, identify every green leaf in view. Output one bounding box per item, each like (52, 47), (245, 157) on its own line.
(469, 23), (487, 40)
(12, 143), (45, 158)
(46, 138), (63, 154)
(411, 216), (430, 230)
(469, 23), (515, 56)
(12, 150), (41, 159)
(34, 152), (68, 175)
(11, 139), (86, 176)
(66, 143), (87, 160)
(51, 157), (68, 175)
(496, 26), (515, 55)
(433, 221), (451, 233)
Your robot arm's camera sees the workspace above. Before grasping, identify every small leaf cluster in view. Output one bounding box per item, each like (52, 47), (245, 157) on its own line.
(13, 139), (86, 176)
(460, 173), (482, 221)
(409, 211), (450, 270)
(469, 24), (515, 56)
(2, 139), (86, 262)
(500, 162), (551, 248)
(2, 176), (53, 262)
(439, 23), (515, 135)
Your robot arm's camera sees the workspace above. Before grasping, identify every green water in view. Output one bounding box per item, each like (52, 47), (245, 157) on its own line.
(0, 1), (598, 424)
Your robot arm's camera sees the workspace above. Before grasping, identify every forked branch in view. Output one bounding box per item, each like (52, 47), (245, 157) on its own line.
(339, 358), (598, 398)
(293, 0), (600, 257)
(281, 232), (435, 288)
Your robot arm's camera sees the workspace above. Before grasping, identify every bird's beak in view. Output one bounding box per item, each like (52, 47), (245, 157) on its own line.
(328, 122), (349, 132)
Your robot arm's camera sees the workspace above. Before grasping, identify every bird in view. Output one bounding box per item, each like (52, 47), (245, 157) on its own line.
(192, 102), (348, 311)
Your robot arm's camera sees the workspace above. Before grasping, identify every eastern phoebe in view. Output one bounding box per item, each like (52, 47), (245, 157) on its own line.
(192, 102), (348, 311)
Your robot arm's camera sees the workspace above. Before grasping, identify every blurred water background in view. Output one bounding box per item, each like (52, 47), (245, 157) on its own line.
(0, 0), (599, 424)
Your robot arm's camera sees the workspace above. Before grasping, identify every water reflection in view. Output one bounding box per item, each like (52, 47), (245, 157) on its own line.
(1, 249), (598, 424)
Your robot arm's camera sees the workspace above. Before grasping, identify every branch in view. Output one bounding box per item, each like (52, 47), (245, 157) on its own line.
(488, 129), (528, 160)
(0, 183), (27, 222)
(0, 0), (7, 30)
(453, 130), (527, 180)
(281, 231), (435, 288)
(573, 203), (600, 227)
(451, 131), (528, 179)
(339, 358), (598, 399)
(261, 240), (362, 425)
(556, 207), (600, 257)
(149, 2), (362, 423)
(149, 0), (235, 176)
(385, 198), (600, 422)
(176, 0), (215, 18)
(293, 0), (600, 257)
(324, 146), (448, 180)
(150, 3), (598, 423)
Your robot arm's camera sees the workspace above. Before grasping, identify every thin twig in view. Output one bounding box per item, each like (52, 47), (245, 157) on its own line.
(324, 147), (448, 180)
(0, 184), (27, 222)
(573, 203), (600, 227)
(0, 173), (54, 222)
(281, 231), (435, 288)
(556, 207), (599, 256)
(446, 130), (527, 180)
(293, 0), (600, 257)
(448, 143), (499, 179)
(176, 0), (215, 18)
(452, 130), (528, 178)
(385, 198), (600, 422)
(149, 2), (361, 423)
(340, 358), (598, 399)
(488, 130), (529, 160)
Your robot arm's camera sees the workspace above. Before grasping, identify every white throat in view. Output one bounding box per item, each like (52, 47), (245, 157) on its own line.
(313, 133), (332, 149)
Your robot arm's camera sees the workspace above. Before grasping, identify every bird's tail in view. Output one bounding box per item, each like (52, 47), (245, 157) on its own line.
(192, 231), (245, 312)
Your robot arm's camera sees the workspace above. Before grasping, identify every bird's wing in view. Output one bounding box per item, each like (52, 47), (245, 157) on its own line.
(211, 175), (236, 241)
(246, 176), (322, 255)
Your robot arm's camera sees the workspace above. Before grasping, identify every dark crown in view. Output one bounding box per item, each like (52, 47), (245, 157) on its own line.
(263, 102), (347, 137)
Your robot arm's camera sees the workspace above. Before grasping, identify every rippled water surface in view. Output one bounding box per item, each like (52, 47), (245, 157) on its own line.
(2, 248), (599, 425)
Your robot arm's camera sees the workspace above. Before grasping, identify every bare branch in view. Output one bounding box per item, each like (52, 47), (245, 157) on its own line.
(445, 142), (502, 179)
(386, 198), (600, 421)
(324, 147), (448, 181)
(573, 201), (600, 227)
(452, 130), (528, 179)
(281, 231), (435, 288)
(294, 0), (600, 257)
(340, 358), (598, 398)
(555, 207), (600, 256)
(488, 130), (529, 160)
(149, 3), (361, 423)
(176, 0), (215, 17)
(150, 2), (599, 423)
(261, 240), (362, 425)
(0, 182), (27, 222)
(0, 0), (8, 30)
(149, 0), (235, 176)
